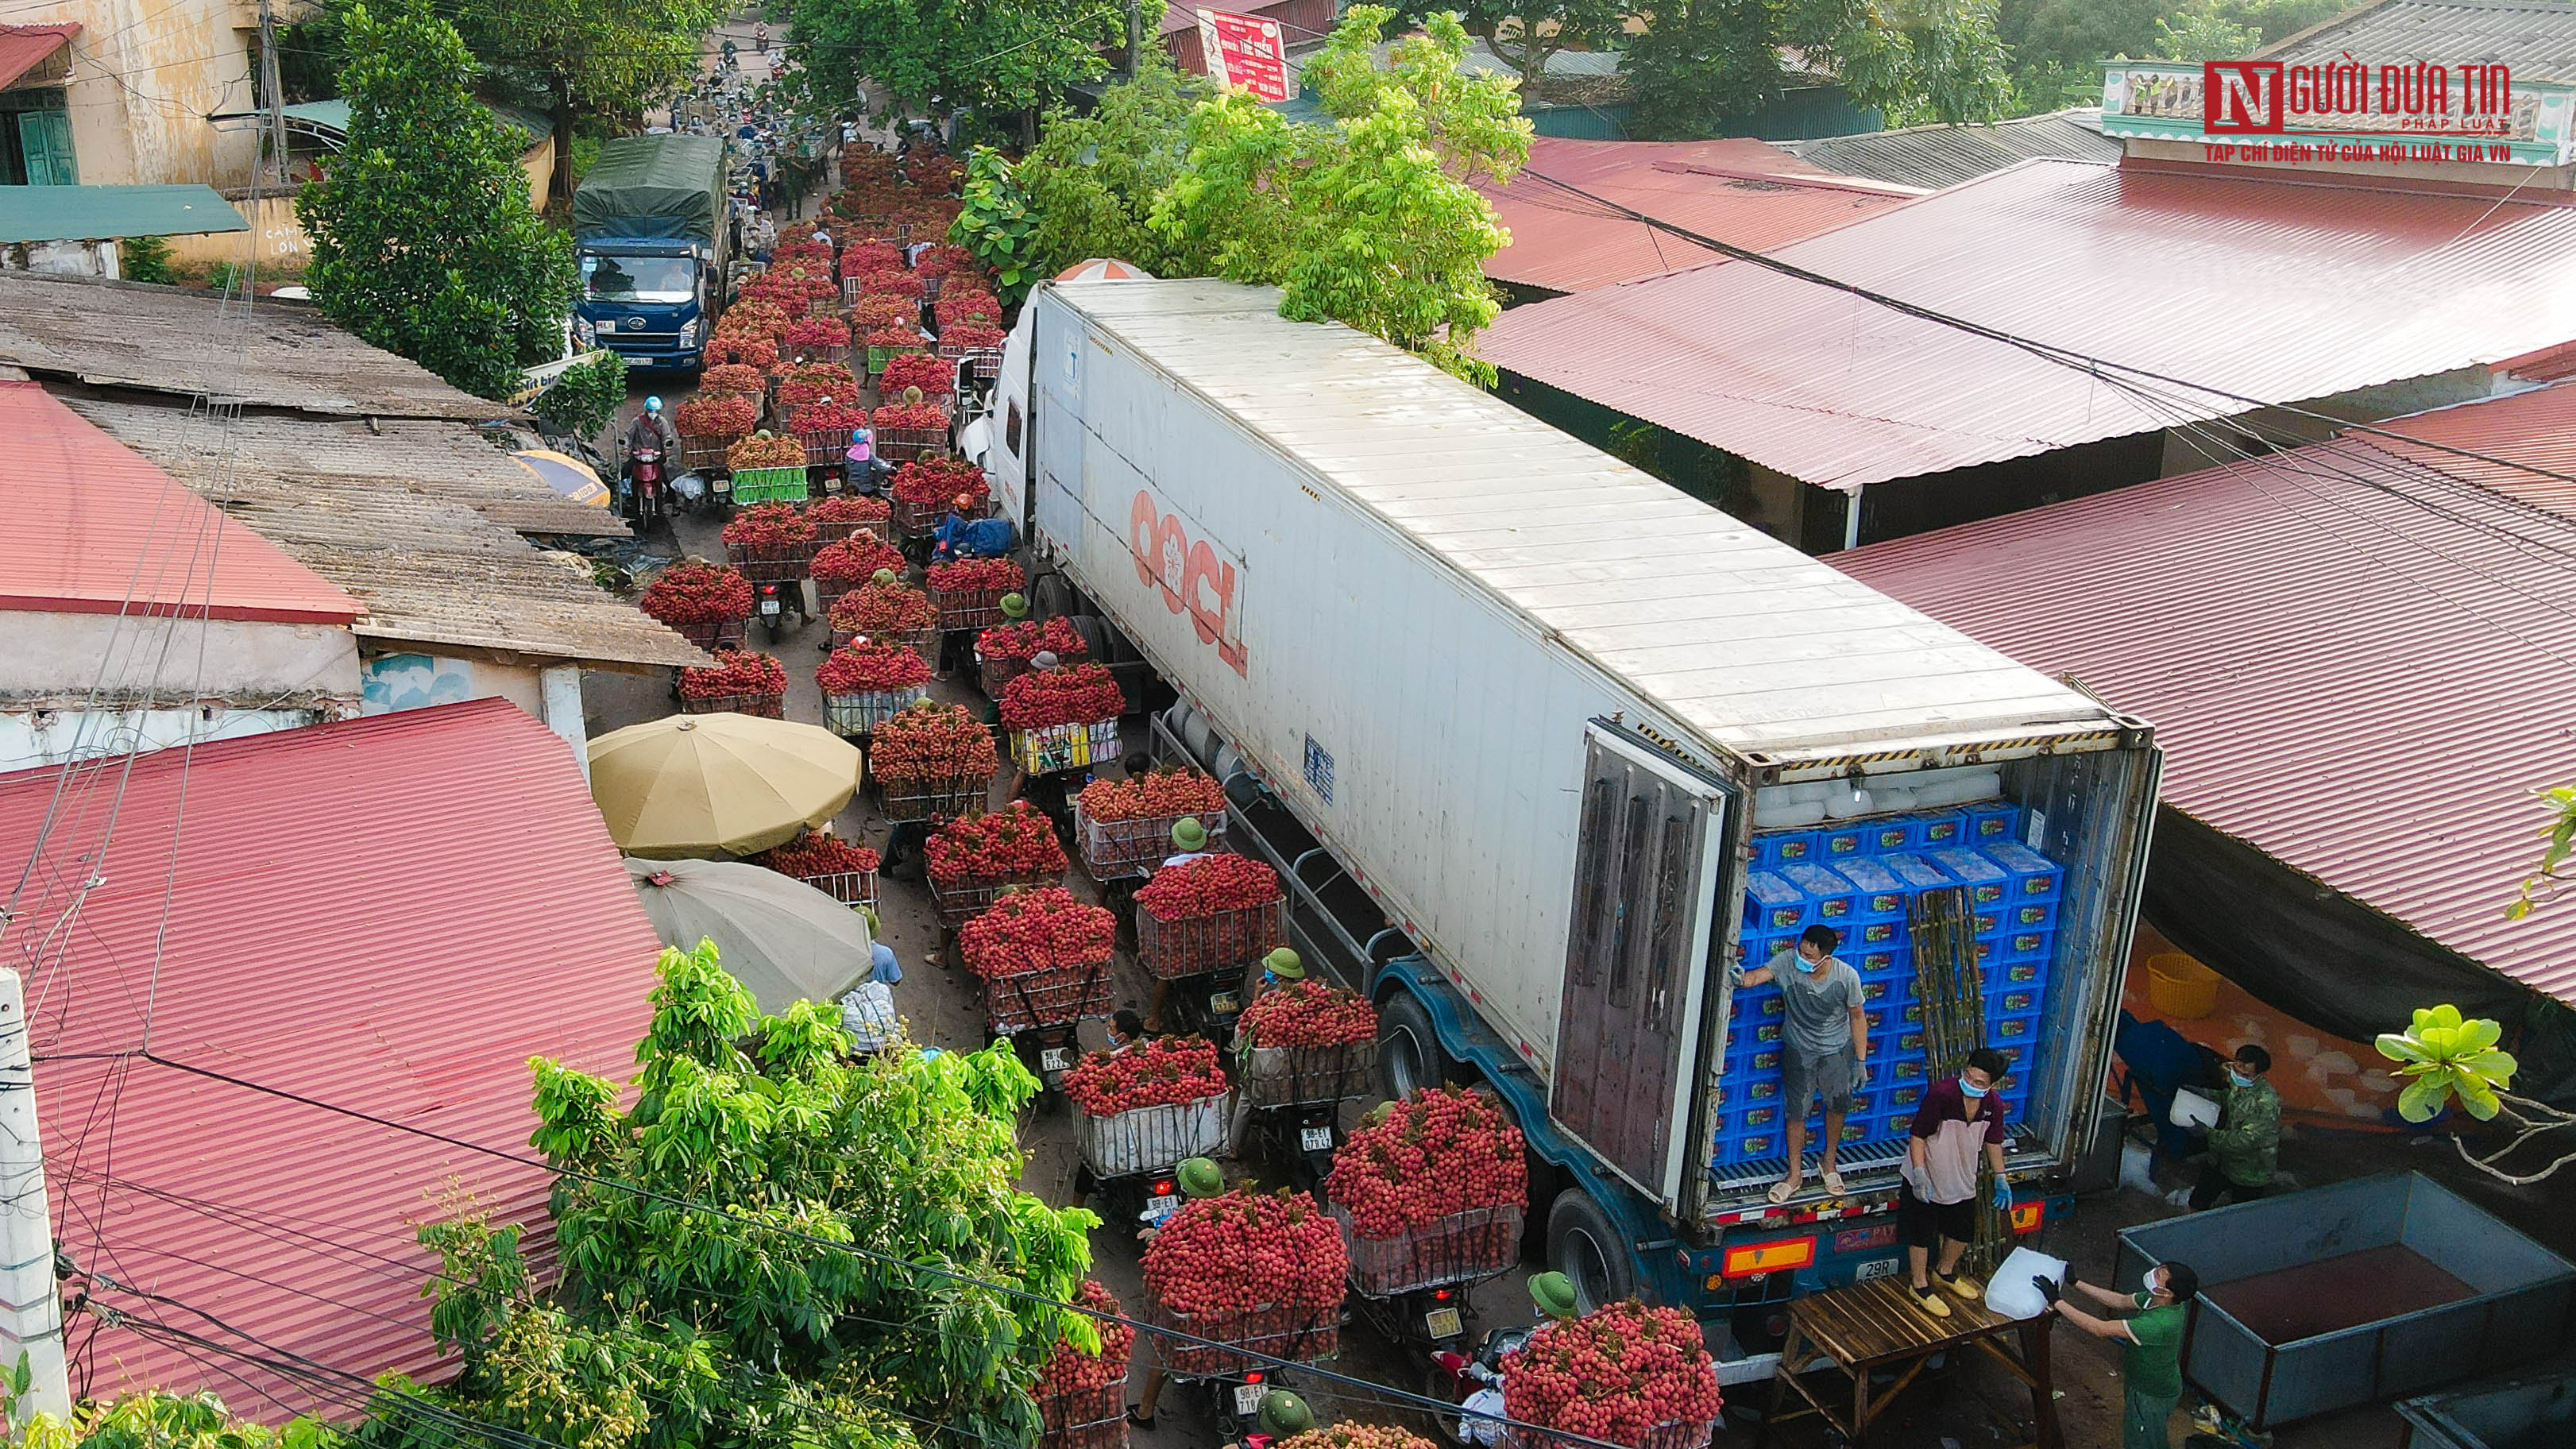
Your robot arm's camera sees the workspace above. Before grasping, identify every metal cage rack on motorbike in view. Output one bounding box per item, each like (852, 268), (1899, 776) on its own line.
(929, 582), (1013, 632)
(1237, 1040), (1378, 1110)
(679, 689), (787, 721)
(792, 423), (857, 469)
(723, 540), (816, 586)
(1136, 898), (1289, 981)
(875, 425), (951, 464)
(665, 616), (749, 652)
(873, 769), (994, 823)
(823, 685), (929, 740)
(1076, 1093), (1232, 1180)
(678, 433), (737, 477)
(927, 871), (1064, 930)
(1145, 1299), (1339, 1378)
(1334, 1204), (1525, 1298)
(782, 865), (879, 909)
(829, 623), (937, 662)
(889, 495), (950, 542)
(808, 516), (887, 550)
(1036, 1379), (1126, 1449)
(980, 959), (1116, 1035)
(1075, 806), (1226, 882)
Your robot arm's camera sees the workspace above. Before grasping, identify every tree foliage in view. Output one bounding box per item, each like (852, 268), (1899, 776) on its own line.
(1627, 0), (2012, 138)
(2152, 2), (2259, 61)
(786, 0), (1119, 123)
(1454, 0), (1628, 91)
(1016, 54), (1209, 280)
(523, 941), (1097, 1447)
(1149, 7), (1531, 381)
(299, 0), (574, 400)
(952, 148), (1045, 303)
(1999, 0), (2342, 113)
(534, 350), (631, 440)
(14, 1392), (318, 1449)
(447, 0), (724, 191)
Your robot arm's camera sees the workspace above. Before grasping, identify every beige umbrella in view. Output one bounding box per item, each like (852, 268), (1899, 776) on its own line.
(624, 858), (875, 1013)
(589, 712), (863, 859)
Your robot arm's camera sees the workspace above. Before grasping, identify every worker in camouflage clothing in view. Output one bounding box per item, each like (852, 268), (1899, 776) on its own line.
(2190, 1043), (2281, 1210)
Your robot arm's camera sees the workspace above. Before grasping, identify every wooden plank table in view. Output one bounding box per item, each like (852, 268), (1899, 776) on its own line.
(1756, 1275), (2060, 1448)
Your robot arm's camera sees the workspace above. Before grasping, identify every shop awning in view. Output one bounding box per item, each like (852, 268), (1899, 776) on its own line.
(0, 184), (246, 244)
(0, 23), (76, 90)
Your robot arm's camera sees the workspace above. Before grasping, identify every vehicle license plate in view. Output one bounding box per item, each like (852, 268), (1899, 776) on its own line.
(1234, 1385), (1267, 1417)
(1040, 1048), (1072, 1072)
(1300, 1126), (1335, 1153)
(1209, 990), (1239, 1015)
(1146, 1193), (1179, 1217)
(1424, 1307), (1463, 1340)
(1856, 1258), (1901, 1282)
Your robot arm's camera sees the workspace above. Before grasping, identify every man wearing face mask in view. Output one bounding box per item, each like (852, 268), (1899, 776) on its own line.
(2190, 1043), (2280, 1210)
(1898, 1046), (2014, 1317)
(2036, 1261), (2200, 1449)
(1736, 923), (1867, 1203)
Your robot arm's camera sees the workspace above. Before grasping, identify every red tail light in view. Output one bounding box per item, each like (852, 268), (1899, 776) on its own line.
(1245, 1370), (1265, 1385)
(1433, 1288), (1454, 1300)
(1153, 1180), (1173, 1195)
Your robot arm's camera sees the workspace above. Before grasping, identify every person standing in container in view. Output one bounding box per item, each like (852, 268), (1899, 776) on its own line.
(1898, 1047), (2014, 1319)
(1734, 923), (1867, 1203)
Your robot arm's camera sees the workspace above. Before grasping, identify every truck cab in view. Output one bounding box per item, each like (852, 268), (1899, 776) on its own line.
(574, 240), (713, 372)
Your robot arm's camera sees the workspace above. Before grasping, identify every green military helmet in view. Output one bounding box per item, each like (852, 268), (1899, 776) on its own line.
(1529, 1271), (1579, 1322)
(1000, 591), (1029, 620)
(1176, 1157), (1225, 1199)
(859, 904), (881, 936)
(1256, 1391), (1311, 1438)
(1263, 948), (1303, 982)
(1171, 817), (1208, 852)
(1360, 1100), (1396, 1130)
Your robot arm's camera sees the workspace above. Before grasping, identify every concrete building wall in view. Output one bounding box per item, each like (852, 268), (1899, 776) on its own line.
(0, 705), (322, 771)
(12, 0), (263, 191)
(359, 652), (589, 775)
(0, 610), (361, 704)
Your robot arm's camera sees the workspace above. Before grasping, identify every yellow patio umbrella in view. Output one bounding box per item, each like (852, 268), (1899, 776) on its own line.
(589, 713), (863, 859)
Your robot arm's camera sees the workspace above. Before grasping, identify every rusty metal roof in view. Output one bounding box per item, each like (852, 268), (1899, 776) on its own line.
(1477, 157), (2576, 491)
(2257, 0), (2576, 80)
(1480, 137), (1917, 293)
(1836, 384), (2576, 1004)
(0, 23), (75, 88)
(0, 382), (359, 624)
(1780, 109), (2118, 190)
(65, 396), (706, 672)
(7, 699), (664, 1415)
(0, 271), (512, 423)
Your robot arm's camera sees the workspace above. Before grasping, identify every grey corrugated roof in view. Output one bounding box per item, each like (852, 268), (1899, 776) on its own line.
(0, 270), (512, 423)
(2257, 0), (2576, 82)
(62, 394), (703, 673)
(1782, 109), (2117, 190)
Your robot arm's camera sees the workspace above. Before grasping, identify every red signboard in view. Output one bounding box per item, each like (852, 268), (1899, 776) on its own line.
(1196, 8), (1290, 102)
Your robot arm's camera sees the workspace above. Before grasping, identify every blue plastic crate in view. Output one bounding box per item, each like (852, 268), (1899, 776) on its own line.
(1875, 1022), (1931, 1058)
(1751, 829), (1822, 871)
(1964, 801), (2022, 844)
(1986, 1006), (2044, 1048)
(1862, 816), (1918, 854)
(1744, 871), (1809, 934)
(1987, 954), (2049, 990)
(1997, 926), (2057, 965)
(1831, 856), (1910, 921)
(1968, 904), (2006, 940)
(1925, 847), (2010, 909)
(1979, 840), (2065, 902)
(2004, 897), (2060, 934)
(1733, 983), (1786, 1021)
(1880, 852), (1953, 898)
(1912, 810), (1971, 850)
(1779, 862), (1860, 927)
(1985, 981), (2045, 1016)
(1853, 943), (1911, 981)
(1817, 822), (1871, 861)
(1856, 972), (1912, 1007)
(1848, 915), (1907, 950)
(1736, 1127), (1784, 1161)
(1879, 1080), (1925, 1116)
(1728, 1036), (1786, 1075)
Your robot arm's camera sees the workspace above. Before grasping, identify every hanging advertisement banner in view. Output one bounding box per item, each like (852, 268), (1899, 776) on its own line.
(1195, 9), (1291, 103)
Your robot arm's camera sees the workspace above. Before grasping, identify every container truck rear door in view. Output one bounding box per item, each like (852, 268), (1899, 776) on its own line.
(1550, 724), (1734, 1208)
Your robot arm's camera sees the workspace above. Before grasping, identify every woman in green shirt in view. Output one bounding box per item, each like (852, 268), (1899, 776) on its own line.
(2039, 1262), (2200, 1449)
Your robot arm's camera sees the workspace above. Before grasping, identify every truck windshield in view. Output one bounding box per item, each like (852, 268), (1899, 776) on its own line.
(582, 253), (696, 303)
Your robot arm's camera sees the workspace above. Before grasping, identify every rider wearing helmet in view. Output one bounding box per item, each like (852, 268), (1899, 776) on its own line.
(1529, 1271), (1580, 1322)
(626, 395), (679, 456)
(1127, 1157), (1234, 1429)
(1245, 1390), (1312, 1449)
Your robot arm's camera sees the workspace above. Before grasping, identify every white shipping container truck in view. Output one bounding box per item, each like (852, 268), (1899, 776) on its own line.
(973, 280), (2158, 1372)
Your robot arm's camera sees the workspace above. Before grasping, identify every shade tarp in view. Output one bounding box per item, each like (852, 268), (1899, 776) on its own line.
(0, 185), (246, 244)
(624, 857), (873, 1013)
(588, 712), (861, 859)
(572, 134), (728, 242)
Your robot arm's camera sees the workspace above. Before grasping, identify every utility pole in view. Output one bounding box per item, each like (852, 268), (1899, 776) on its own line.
(0, 968), (70, 1424)
(256, 0), (289, 192)
(1126, 0), (1142, 79)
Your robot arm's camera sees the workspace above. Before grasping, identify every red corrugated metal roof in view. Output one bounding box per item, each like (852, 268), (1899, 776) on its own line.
(2365, 384), (2576, 519)
(1479, 137), (1918, 293)
(0, 23), (76, 88)
(1479, 158), (2576, 490)
(0, 382), (359, 624)
(5, 699), (662, 1415)
(1835, 384), (2576, 1005)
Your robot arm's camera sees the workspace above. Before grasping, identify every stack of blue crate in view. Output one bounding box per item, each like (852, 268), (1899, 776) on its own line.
(1710, 804), (2065, 1170)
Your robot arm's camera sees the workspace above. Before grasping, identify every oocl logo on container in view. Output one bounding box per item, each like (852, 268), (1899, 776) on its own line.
(1129, 489), (1247, 677)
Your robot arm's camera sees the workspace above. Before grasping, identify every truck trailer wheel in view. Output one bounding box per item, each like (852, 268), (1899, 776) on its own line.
(1375, 991), (1446, 1102)
(1546, 1189), (1636, 1313)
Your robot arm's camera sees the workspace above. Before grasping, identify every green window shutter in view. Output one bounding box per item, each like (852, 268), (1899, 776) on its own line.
(17, 110), (75, 185)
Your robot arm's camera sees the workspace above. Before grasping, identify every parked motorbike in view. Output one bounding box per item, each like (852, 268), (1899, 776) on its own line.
(755, 578), (807, 642)
(1005, 1020), (1082, 1115)
(623, 444), (669, 531)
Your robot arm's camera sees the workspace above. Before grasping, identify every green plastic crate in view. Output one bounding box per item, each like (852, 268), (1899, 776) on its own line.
(731, 466), (810, 504)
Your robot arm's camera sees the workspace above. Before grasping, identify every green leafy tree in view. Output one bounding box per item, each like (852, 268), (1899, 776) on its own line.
(118, 234), (178, 286)
(534, 350), (630, 440)
(2375, 1003), (2576, 1184)
(13, 1392), (318, 1449)
(1628, 0), (2012, 138)
(1151, 7), (1532, 381)
(786, 0), (1120, 126)
(2151, 0), (2257, 60)
(951, 147), (1045, 303)
(524, 941), (1096, 1446)
(299, 1), (575, 400)
(446, 0), (726, 202)
(1997, 0), (2163, 112)
(1015, 54), (1209, 279)
(1456, 0), (1630, 91)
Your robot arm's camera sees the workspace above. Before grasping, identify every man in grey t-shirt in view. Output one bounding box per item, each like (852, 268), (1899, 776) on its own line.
(1738, 924), (1868, 1203)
